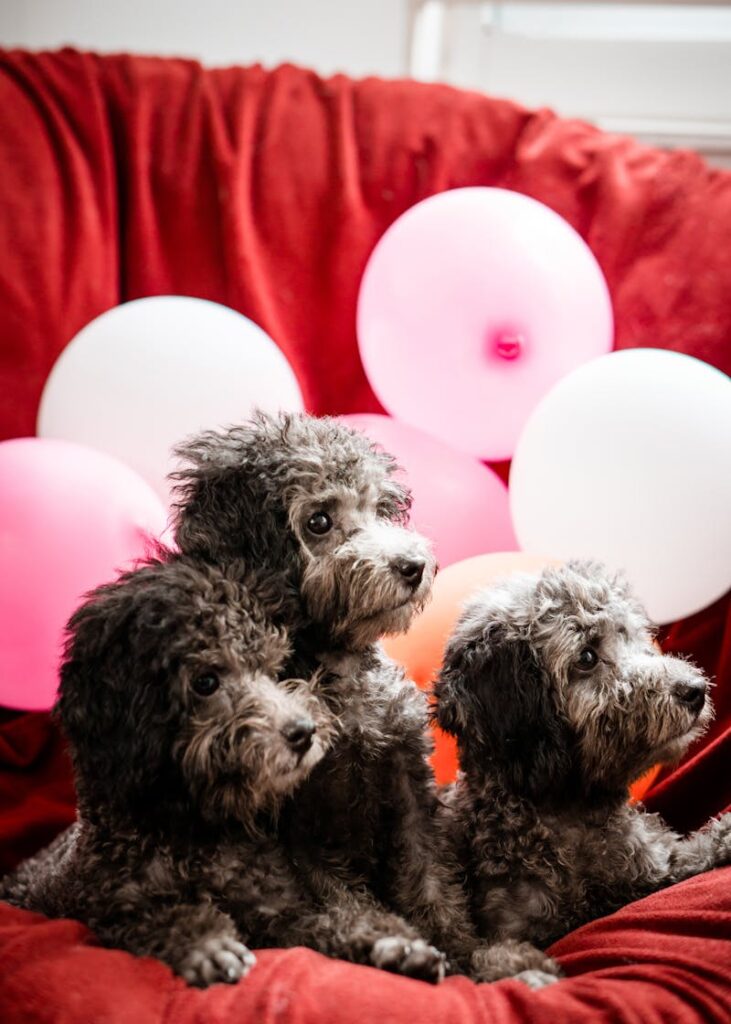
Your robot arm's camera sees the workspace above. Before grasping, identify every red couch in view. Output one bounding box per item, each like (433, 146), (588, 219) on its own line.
(1, 48), (730, 1024)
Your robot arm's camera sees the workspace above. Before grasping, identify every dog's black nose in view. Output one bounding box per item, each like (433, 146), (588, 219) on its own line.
(674, 681), (706, 714)
(281, 718), (316, 754)
(392, 558), (425, 588)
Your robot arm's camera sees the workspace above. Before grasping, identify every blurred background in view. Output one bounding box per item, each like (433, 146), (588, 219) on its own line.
(1, 0), (730, 166)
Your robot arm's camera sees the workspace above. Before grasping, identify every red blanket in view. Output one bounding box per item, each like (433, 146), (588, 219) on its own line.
(3, 868), (731, 1024)
(0, 48), (730, 1023)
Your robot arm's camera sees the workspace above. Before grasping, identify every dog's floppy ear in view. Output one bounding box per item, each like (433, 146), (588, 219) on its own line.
(435, 601), (572, 801)
(56, 575), (184, 822)
(169, 418), (296, 570)
(432, 626), (486, 739)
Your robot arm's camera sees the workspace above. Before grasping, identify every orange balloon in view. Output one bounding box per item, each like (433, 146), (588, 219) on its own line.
(383, 552), (559, 783)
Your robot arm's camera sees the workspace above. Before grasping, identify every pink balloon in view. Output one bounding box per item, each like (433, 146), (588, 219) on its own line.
(357, 187), (613, 461)
(340, 414), (516, 567)
(0, 438), (168, 711)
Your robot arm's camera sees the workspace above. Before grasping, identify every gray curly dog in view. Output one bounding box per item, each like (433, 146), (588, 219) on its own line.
(434, 559), (731, 957)
(1, 558), (360, 985)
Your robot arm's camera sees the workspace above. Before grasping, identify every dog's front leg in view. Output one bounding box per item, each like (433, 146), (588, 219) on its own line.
(668, 813), (731, 883)
(291, 874), (447, 983)
(383, 747), (481, 972)
(0, 823), (79, 908)
(381, 783), (560, 989)
(470, 939), (561, 989)
(95, 899), (256, 988)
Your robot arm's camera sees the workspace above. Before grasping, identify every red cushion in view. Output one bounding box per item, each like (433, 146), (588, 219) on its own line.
(2, 868), (731, 1024)
(0, 48), (729, 1023)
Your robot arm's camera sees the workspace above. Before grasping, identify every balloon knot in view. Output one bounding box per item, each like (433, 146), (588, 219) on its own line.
(492, 330), (524, 361)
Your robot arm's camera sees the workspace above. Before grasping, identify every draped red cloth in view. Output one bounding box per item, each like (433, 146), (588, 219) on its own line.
(0, 48), (729, 1024)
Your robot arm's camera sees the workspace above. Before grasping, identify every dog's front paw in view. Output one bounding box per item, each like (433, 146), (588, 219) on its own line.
(513, 969), (561, 990)
(470, 941), (561, 986)
(179, 936), (256, 987)
(371, 935), (446, 984)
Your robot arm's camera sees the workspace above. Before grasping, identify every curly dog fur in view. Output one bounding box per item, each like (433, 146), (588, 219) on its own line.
(434, 560), (731, 953)
(1, 559), (447, 986)
(168, 412), (542, 983)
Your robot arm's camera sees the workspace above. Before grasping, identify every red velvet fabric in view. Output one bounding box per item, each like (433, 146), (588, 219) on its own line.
(2, 49), (731, 440)
(3, 868), (731, 1024)
(0, 48), (729, 1024)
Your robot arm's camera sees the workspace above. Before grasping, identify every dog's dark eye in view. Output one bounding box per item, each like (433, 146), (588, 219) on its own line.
(193, 672), (220, 697)
(307, 511), (332, 536)
(576, 647), (599, 672)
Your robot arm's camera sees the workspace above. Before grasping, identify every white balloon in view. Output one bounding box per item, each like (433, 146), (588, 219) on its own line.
(38, 297), (304, 508)
(510, 349), (731, 624)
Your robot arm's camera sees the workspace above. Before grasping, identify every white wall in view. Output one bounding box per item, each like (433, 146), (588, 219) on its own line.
(0, 0), (411, 79)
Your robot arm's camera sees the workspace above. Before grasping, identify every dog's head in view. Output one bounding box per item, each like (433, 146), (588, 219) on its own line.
(58, 558), (335, 831)
(434, 560), (712, 803)
(171, 412), (436, 648)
